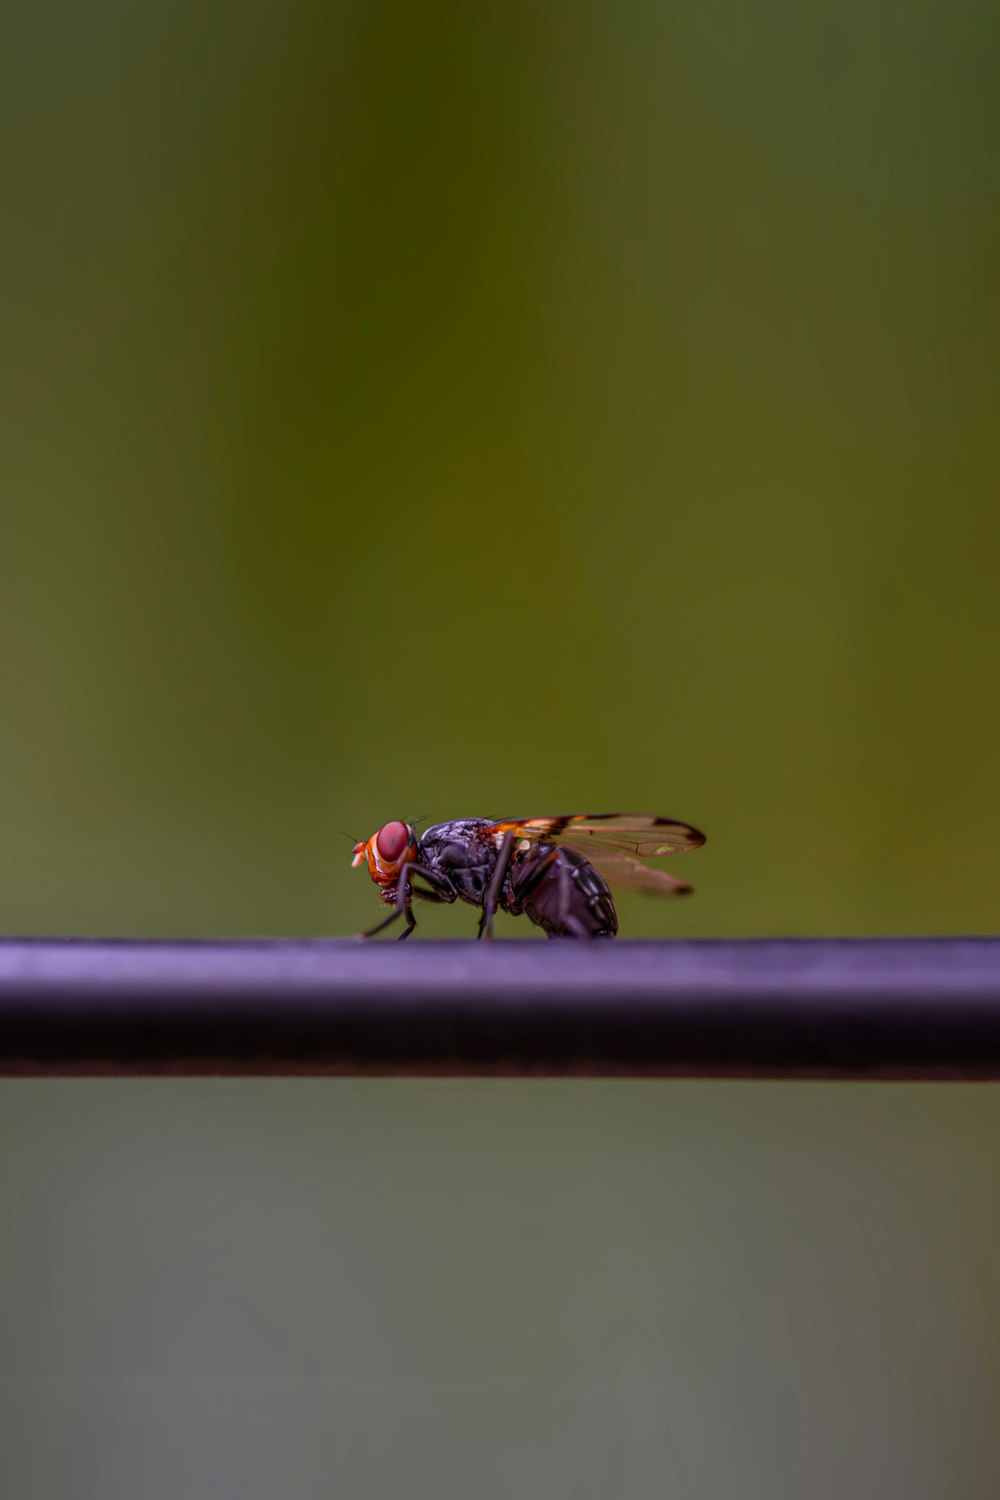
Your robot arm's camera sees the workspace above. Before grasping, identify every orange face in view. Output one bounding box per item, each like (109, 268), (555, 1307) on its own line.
(351, 821), (417, 890)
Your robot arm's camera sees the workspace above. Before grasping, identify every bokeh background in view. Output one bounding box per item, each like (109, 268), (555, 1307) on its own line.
(2, 0), (1000, 1494)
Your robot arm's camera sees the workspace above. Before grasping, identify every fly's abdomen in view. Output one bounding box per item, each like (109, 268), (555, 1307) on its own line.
(506, 845), (618, 938)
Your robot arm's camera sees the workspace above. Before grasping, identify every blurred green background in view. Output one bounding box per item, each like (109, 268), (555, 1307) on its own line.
(2, 0), (1000, 1494)
(4, 0), (999, 940)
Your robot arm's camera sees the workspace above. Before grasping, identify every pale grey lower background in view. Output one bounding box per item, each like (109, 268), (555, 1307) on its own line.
(0, 1082), (996, 1498)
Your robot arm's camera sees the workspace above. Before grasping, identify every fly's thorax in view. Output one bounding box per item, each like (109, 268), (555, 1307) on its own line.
(416, 819), (500, 905)
(420, 817), (495, 843)
(417, 819), (496, 866)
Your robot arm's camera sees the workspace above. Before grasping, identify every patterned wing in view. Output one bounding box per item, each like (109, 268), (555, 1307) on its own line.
(580, 848), (695, 897)
(487, 813), (706, 858)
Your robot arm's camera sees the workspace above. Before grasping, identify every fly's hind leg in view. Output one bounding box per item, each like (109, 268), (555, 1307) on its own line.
(514, 849), (600, 939)
(557, 913), (589, 938)
(509, 847), (563, 937)
(477, 831), (515, 941)
(554, 856), (588, 938)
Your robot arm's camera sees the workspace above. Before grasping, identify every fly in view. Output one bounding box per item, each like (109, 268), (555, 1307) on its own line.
(351, 813), (706, 940)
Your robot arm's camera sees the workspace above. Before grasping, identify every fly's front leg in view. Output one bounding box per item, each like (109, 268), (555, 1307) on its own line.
(396, 905), (418, 941)
(361, 904), (408, 939)
(360, 863), (457, 940)
(362, 903), (419, 939)
(477, 831), (515, 940)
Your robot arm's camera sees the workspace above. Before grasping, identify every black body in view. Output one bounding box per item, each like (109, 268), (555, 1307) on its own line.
(376, 818), (618, 940)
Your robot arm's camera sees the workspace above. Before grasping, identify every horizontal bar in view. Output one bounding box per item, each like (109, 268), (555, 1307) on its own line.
(0, 937), (999, 1077)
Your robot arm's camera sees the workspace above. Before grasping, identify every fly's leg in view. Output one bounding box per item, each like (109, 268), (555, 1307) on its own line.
(396, 905), (418, 941)
(515, 849), (593, 939)
(512, 848), (559, 902)
(509, 847), (559, 935)
(477, 831), (515, 940)
(558, 856), (571, 921)
(361, 905), (409, 939)
(362, 903), (421, 940)
(553, 857), (588, 938)
(360, 863), (457, 940)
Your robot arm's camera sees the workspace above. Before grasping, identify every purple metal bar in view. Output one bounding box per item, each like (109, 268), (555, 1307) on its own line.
(0, 937), (998, 1077)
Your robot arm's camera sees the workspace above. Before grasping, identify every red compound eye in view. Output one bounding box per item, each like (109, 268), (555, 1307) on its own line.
(376, 821), (410, 862)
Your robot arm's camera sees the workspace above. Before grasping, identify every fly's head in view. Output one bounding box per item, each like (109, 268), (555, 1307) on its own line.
(352, 821), (418, 902)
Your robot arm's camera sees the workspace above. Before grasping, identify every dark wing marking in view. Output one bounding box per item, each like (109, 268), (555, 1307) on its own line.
(488, 813), (706, 857)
